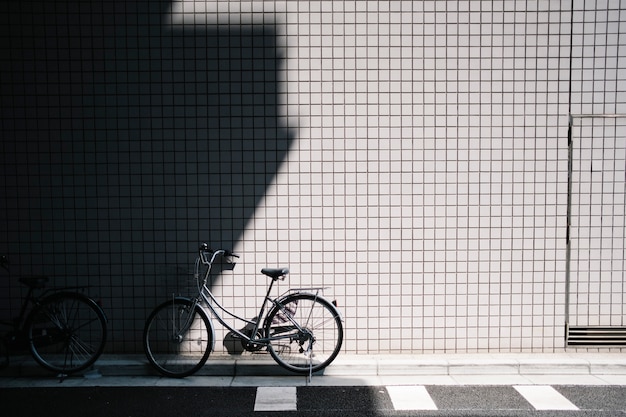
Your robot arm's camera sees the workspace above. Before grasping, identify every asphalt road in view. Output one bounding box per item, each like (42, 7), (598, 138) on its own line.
(1, 385), (625, 417)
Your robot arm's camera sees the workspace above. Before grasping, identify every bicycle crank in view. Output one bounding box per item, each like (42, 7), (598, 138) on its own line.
(243, 331), (265, 352)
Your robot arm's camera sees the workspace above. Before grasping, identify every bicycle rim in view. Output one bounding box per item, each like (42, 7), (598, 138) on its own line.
(28, 293), (107, 374)
(143, 299), (212, 378)
(266, 293), (343, 374)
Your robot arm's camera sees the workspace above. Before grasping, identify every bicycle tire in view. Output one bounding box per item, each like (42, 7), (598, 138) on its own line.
(265, 293), (343, 374)
(143, 298), (213, 378)
(27, 292), (107, 374)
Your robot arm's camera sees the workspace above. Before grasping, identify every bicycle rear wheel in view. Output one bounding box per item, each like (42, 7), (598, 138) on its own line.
(143, 298), (213, 378)
(27, 292), (107, 374)
(265, 293), (343, 374)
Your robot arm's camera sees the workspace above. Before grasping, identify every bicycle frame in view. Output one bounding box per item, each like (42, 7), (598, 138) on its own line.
(1, 287), (37, 332)
(186, 249), (326, 349)
(1, 282), (58, 334)
(7, 284), (98, 321)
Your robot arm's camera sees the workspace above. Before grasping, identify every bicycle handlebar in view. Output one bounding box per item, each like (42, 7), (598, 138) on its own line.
(198, 244), (239, 262)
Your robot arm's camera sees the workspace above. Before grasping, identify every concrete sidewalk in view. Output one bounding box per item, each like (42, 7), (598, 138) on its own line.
(1, 352), (626, 386)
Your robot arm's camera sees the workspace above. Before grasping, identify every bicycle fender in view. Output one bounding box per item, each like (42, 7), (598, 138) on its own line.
(296, 292), (345, 322)
(264, 292), (344, 330)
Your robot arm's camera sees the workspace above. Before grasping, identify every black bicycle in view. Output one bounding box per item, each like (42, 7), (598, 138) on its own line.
(144, 245), (343, 378)
(0, 256), (107, 375)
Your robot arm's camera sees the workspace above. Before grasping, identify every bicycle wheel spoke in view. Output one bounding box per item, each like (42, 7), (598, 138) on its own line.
(28, 293), (107, 374)
(69, 333), (96, 357)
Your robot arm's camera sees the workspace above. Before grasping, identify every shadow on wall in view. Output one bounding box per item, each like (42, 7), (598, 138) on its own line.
(0, 1), (293, 351)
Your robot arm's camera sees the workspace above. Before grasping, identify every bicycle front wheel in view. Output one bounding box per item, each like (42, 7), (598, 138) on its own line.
(265, 293), (343, 374)
(27, 292), (107, 374)
(143, 298), (213, 378)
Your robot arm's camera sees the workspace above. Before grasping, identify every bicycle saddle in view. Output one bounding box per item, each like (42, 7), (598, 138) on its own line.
(261, 268), (289, 279)
(19, 275), (49, 289)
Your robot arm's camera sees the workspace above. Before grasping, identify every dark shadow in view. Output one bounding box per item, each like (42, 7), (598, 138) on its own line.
(223, 319), (259, 355)
(0, 1), (294, 352)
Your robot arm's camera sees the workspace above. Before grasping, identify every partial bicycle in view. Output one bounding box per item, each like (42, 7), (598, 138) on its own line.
(0, 255), (108, 375)
(143, 244), (343, 378)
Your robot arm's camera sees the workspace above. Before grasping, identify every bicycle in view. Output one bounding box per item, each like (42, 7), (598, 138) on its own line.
(0, 255), (108, 375)
(143, 244), (344, 378)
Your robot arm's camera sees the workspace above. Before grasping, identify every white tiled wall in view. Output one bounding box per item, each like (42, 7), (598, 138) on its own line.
(2, 1), (623, 354)
(163, 0), (626, 353)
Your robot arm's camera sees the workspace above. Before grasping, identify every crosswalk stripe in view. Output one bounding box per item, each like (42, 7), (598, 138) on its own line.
(387, 385), (438, 410)
(251, 385), (586, 412)
(514, 385), (579, 410)
(254, 386), (297, 412)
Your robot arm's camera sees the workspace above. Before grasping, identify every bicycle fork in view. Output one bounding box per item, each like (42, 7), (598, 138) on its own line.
(170, 295), (197, 343)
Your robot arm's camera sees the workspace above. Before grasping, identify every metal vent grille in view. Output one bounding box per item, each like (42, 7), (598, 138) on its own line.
(566, 326), (626, 346)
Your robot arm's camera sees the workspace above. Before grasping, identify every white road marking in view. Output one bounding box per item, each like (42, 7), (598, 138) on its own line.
(514, 385), (579, 410)
(254, 386), (297, 412)
(387, 385), (438, 410)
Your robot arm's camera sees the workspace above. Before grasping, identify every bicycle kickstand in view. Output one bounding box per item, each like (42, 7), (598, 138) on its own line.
(306, 344), (314, 384)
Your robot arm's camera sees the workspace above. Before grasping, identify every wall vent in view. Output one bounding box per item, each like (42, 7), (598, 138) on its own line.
(566, 325), (626, 346)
